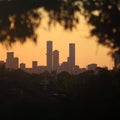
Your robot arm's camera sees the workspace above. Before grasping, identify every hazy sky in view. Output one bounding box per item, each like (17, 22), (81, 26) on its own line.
(0, 15), (114, 69)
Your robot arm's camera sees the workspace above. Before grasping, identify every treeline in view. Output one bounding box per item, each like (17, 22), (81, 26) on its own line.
(0, 68), (120, 119)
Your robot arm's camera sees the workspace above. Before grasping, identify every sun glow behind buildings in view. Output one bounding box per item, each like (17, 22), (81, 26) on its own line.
(0, 15), (114, 69)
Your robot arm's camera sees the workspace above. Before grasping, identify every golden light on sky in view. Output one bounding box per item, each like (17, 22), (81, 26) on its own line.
(0, 15), (114, 69)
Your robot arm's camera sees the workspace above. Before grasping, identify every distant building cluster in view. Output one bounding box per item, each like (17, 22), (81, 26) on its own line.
(46, 41), (77, 74)
(0, 41), (109, 74)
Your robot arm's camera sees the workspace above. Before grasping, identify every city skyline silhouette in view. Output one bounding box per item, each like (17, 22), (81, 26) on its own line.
(0, 41), (109, 74)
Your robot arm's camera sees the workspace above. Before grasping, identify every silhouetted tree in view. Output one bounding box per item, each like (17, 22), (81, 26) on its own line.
(80, 0), (120, 56)
(0, 0), (80, 46)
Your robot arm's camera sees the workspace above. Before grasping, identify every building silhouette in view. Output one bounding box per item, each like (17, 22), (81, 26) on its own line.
(6, 52), (19, 70)
(38, 66), (47, 73)
(87, 63), (97, 71)
(20, 63), (26, 70)
(32, 61), (38, 69)
(69, 43), (75, 73)
(59, 62), (69, 73)
(14, 57), (19, 69)
(1, 41), (106, 74)
(32, 61), (39, 73)
(46, 41), (53, 73)
(53, 50), (59, 71)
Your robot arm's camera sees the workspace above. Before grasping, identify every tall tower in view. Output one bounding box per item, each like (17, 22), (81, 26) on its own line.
(53, 50), (59, 71)
(6, 52), (14, 69)
(69, 43), (75, 73)
(13, 57), (19, 69)
(46, 41), (53, 72)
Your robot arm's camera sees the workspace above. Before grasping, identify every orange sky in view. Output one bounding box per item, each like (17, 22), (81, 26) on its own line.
(0, 15), (114, 69)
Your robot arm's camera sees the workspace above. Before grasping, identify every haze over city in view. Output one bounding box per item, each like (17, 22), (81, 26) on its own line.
(0, 40), (112, 74)
(0, 21), (114, 70)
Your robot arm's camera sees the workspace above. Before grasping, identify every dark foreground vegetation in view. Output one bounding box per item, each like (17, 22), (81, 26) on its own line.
(0, 67), (120, 119)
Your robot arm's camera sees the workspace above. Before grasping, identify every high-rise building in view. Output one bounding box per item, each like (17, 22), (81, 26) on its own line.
(6, 52), (19, 70)
(13, 57), (19, 69)
(7, 52), (14, 60)
(53, 50), (59, 71)
(46, 41), (53, 72)
(6, 52), (14, 69)
(69, 43), (75, 73)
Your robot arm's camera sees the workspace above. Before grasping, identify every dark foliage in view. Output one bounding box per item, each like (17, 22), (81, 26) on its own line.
(0, 0), (120, 57)
(0, 68), (120, 119)
(81, 0), (120, 56)
(0, 0), (80, 46)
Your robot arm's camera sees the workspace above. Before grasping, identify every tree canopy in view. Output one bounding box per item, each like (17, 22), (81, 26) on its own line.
(0, 0), (120, 57)
(81, 0), (120, 57)
(0, 0), (80, 46)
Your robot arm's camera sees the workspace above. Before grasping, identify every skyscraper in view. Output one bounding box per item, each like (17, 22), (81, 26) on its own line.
(7, 52), (14, 59)
(13, 57), (19, 69)
(6, 52), (19, 70)
(46, 41), (53, 72)
(6, 52), (14, 69)
(69, 43), (75, 73)
(53, 50), (59, 71)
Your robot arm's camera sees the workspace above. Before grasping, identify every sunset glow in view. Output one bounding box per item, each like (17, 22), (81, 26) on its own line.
(0, 15), (114, 69)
